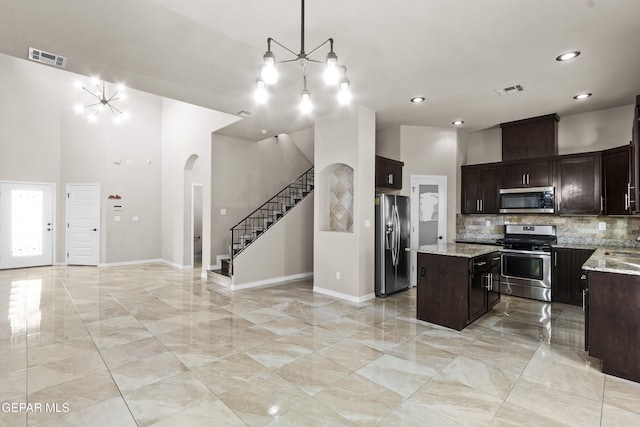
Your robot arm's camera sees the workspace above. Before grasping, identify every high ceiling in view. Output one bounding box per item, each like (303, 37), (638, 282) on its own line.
(1, 0), (639, 141)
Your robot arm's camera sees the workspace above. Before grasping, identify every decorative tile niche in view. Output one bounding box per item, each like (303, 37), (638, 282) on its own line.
(318, 163), (354, 232)
(457, 214), (640, 248)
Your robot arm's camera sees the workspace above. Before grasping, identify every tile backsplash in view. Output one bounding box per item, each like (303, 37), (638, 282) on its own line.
(457, 214), (640, 248)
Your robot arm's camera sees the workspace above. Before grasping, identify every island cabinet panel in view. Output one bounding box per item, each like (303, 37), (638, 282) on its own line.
(551, 247), (594, 306)
(417, 253), (468, 331)
(587, 271), (640, 383)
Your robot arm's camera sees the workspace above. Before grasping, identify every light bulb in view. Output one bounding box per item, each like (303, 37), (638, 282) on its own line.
(338, 80), (352, 105)
(323, 54), (339, 85)
(254, 80), (268, 103)
(261, 51), (278, 84)
(299, 91), (312, 114)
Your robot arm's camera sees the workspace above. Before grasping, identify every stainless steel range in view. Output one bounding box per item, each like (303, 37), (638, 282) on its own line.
(498, 224), (557, 302)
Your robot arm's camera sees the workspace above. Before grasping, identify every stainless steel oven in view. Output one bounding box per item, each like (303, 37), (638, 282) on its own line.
(499, 224), (556, 302)
(501, 249), (551, 301)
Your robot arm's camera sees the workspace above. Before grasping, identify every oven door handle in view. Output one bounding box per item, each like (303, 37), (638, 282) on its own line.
(500, 249), (552, 256)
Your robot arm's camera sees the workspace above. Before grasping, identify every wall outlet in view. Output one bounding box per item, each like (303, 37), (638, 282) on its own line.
(114, 216), (121, 222)
(220, 208), (227, 215)
(336, 272), (341, 280)
(364, 220), (371, 228)
(485, 220), (491, 227)
(598, 221), (606, 231)
(132, 216), (139, 222)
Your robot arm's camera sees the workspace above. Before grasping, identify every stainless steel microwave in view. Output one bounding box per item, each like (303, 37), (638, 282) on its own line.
(499, 186), (555, 213)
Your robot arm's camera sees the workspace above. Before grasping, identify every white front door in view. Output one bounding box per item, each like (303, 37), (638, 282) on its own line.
(66, 184), (100, 266)
(410, 175), (447, 286)
(0, 182), (55, 269)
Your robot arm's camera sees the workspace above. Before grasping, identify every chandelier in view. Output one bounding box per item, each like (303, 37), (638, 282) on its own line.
(74, 78), (129, 124)
(254, 0), (352, 114)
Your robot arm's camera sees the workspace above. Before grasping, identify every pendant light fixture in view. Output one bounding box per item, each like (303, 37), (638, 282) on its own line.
(74, 78), (130, 124)
(254, 0), (352, 113)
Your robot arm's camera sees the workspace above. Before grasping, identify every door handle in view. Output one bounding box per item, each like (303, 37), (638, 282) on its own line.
(601, 196), (604, 213)
(438, 236), (443, 240)
(474, 261), (487, 267)
(92, 228), (97, 231)
(480, 199), (483, 212)
(527, 174), (530, 185)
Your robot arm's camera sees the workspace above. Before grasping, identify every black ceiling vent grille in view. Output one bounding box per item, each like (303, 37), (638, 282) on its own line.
(495, 84), (524, 96)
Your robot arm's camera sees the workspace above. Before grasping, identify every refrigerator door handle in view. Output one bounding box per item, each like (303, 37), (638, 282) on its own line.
(395, 204), (400, 266)
(391, 204), (399, 266)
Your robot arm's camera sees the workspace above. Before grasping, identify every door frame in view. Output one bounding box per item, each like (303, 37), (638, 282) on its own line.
(410, 175), (447, 286)
(0, 180), (56, 269)
(65, 183), (101, 266)
(190, 183), (203, 270)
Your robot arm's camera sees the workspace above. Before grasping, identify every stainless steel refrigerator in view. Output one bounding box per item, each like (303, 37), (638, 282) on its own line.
(375, 194), (410, 297)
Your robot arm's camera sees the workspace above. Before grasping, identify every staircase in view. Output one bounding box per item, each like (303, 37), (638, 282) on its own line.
(219, 167), (314, 277)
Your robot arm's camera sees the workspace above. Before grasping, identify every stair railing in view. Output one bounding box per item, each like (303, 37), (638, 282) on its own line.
(228, 166), (314, 274)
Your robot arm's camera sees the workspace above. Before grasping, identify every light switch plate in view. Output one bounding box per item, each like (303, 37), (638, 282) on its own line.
(220, 208), (227, 215)
(364, 220), (371, 228)
(132, 216), (139, 222)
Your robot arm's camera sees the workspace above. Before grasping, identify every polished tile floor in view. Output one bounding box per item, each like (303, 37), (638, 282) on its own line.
(1, 264), (640, 426)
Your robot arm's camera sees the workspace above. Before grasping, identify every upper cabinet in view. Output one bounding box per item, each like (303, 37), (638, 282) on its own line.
(632, 95), (640, 213)
(461, 164), (499, 214)
(557, 153), (602, 215)
(602, 145), (633, 215)
(500, 114), (559, 162)
(375, 155), (403, 190)
(501, 158), (554, 188)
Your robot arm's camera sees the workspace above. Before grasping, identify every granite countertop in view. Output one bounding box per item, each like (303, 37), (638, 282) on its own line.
(408, 242), (501, 258)
(583, 248), (640, 276)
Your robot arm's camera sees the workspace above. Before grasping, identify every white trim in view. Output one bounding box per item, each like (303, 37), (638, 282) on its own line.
(313, 286), (376, 303)
(208, 270), (232, 288)
(190, 183), (203, 270)
(99, 258), (165, 268)
(231, 272), (313, 291)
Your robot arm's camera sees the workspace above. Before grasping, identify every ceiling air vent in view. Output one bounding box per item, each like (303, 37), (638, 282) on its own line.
(28, 47), (67, 68)
(495, 84), (524, 97)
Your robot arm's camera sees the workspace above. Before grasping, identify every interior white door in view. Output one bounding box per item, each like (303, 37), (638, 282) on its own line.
(66, 184), (100, 266)
(410, 175), (447, 286)
(0, 182), (55, 269)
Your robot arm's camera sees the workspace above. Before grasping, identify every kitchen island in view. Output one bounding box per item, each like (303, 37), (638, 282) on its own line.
(411, 243), (501, 331)
(583, 248), (640, 383)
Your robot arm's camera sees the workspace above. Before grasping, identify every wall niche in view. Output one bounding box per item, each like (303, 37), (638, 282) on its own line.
(319, 163), (354, 232)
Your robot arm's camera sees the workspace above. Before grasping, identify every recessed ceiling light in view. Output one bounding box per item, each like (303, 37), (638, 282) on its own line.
(452, 120), (464, 126)
(573, 92), (592, 100)
(556, 51), (581, 61)
(410, 97), (426, 103)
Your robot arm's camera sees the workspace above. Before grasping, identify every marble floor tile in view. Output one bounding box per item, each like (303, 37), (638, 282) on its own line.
(504, 377), (602, 427)
(316, 339), (384, 371)
(356, 354), (437, 398)
(274, 353), (351, 396)
(123, 372), (215, 426)
(1, 263), (636, 426)
(110, 351), (188, 393)
(217, 371), (310, 426)
(410, 374), (505, 427)
(314, 373), (405, 426)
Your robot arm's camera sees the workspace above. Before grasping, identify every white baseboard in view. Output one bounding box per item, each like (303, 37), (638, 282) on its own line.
(313, 286), (376, 303)
(207, 270), (232, 288)
(99, 258), (165, 268)
(231, 272), (313, 291)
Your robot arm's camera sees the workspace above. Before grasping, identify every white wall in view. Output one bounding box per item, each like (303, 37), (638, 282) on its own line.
(287, 128), (315, 163)
(314, 106), (376, 302)
(161, 99), (239, 270)
(0, 52), (164, 264)
(463, 104), (635, 165)
(210, 133), (313, 259)
(399, 126), (459, 241)
(232, 195), (314, 286)
(375, 126), (402, 160)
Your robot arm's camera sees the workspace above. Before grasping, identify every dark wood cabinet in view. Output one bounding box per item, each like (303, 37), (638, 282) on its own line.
(417, 251), (500, 331)
(501, 158), (554, 188)
(557, 153), (602, 215)
(602, 145), (632, 215)
(551, 247), (594, 305)
(587, 270), (640, 383)
(461, 164), (499, 214)
(375, 156), (403, 190)
(631, 95), (640, 214)
(500, 114), (559, 161)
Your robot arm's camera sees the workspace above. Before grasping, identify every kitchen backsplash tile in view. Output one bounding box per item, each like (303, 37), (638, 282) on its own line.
(457, 214), (640, 248)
